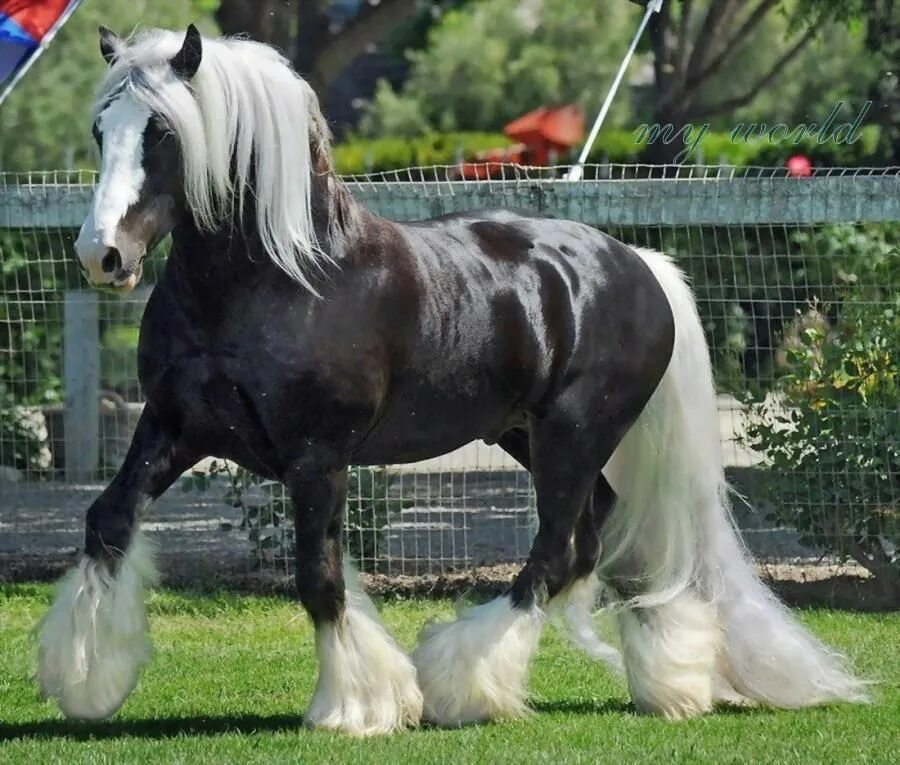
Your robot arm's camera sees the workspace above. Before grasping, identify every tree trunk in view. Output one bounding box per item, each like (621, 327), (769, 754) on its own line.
(293, 0), (332, 97)
(295, 0), (419, 100)
(640, 3), (692, 168)
(215, 0), (296, 53)
(637, 0), (815, 167)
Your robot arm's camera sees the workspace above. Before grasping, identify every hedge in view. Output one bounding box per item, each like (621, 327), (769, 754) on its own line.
(332, 126), (883, 175)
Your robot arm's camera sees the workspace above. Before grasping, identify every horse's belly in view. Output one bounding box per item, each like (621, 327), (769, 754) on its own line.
(351, 384), (523, 466)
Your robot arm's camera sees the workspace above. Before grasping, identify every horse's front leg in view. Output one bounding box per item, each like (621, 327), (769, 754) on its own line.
(37, 408), (193, 720)
(290, 452), (422, 735)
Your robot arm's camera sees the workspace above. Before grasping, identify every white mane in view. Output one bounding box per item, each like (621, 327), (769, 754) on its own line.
(94, 29), (332, 291)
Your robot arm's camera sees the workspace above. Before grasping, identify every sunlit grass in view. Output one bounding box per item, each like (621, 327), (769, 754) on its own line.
(1, 584), (896, 764)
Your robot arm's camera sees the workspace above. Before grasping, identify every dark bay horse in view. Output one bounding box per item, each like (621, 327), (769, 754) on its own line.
(37, 25), (866, 735)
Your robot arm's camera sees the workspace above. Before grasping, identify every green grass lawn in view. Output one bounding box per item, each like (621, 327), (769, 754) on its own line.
(1, 584), (897, 764)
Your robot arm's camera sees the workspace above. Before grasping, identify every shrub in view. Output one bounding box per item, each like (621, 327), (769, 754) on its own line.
(333, 132), (511, 175)
(0, 231), (73, 473)
(333, 126), (884, 176)
(746, 247), (899, 599)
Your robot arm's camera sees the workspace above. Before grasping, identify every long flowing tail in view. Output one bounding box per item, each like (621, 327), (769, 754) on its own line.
(583, 247), (868, 716)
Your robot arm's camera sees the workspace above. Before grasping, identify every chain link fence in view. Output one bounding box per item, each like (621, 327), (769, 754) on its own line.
(2, 166), (898, 586)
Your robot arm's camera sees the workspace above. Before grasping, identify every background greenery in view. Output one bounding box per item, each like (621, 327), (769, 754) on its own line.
(331, 125), (884, 175)
(0, 1), (891, 172)
(746, 235), (899, 596)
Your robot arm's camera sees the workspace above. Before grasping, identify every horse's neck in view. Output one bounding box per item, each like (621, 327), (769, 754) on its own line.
(167, 217), (265, 301)
(166, 173), (362, 296)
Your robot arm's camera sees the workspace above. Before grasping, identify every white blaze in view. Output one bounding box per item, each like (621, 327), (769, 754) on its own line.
(75, 94), (151, 275)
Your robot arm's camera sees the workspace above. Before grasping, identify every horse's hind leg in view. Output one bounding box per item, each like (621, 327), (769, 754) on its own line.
(412, 415), (604, 726)
(545, 475), (624, 670)
(496, 431), (620, 668)
(289, 450), (422, 735)
(37, 409), (191, 719)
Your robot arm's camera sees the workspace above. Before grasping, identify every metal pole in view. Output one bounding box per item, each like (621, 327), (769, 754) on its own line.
(64, 290), (100, 483)
(0, 0), (86, 107)
(567, 0), (664, 181)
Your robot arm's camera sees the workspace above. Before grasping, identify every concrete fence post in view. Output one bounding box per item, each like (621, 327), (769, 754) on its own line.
(64, 290), (99, 483)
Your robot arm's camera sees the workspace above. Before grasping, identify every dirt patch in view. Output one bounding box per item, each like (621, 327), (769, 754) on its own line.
(3, 550), (896, 610)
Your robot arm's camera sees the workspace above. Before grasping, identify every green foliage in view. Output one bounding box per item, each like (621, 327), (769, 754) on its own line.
(333, 125), (884, 174)
(333, 132), (513, 174)
(0, 230), (77, 471)
(746, 237), (900, 594)
(721, 17), (879, 135)
(752, 125), (884, 168)
(361, 0), (881, 146)
(360, 0), (640, 136)
(0, 1), (214, 172)
(181, 463), (409, 570)
(356, 80), (433, 139)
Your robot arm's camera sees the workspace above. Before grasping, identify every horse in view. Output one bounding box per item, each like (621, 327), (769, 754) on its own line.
(37, 25), (867, 735)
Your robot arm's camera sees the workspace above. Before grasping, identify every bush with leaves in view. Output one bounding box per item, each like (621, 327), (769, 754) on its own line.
(333, 125), (884, 177)
(746, 251), (899, 599)
(0, 230), (73, 473)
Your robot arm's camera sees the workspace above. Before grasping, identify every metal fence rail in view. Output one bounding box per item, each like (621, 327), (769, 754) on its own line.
(4, 167), (900, 227)
(2, 166), (898, 577)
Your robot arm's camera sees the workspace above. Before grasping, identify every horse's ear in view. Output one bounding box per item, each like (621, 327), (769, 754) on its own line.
(99, 26), (119, 65)
(171, 24), (202, 80)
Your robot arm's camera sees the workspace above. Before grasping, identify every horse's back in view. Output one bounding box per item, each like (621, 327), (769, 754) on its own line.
(348, 211), (676, 457)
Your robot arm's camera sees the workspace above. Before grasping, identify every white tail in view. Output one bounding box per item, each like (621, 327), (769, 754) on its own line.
(578, 247), (869, 717)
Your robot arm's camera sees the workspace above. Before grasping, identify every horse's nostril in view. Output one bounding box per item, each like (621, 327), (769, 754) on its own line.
(101, 248), (123, 274)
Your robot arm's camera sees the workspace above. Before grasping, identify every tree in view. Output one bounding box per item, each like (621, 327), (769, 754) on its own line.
(213, 0), (421, 97)
(214, 0), (295, 53)
(636, 0), (821, 161)
(797, 0), (900, 164)
(360, 0), (641, 136)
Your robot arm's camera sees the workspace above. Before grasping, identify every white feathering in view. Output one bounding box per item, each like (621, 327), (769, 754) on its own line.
(36, 530), (158, 720)
(589, 247), (869, 715)
(304, 563), (423, 735)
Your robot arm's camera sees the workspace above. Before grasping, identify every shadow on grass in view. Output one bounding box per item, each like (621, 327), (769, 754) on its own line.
(533, 698), (789, 719)
(0, 713), (307, 742)
(0, 700), (797, 742)
(531, 699), (633, 716)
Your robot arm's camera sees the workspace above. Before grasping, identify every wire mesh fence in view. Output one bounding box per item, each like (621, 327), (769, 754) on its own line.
(1, 166), (897, 581)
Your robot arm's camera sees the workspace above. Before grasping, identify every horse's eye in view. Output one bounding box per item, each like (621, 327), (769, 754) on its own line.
(151, 115), (172, 135)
